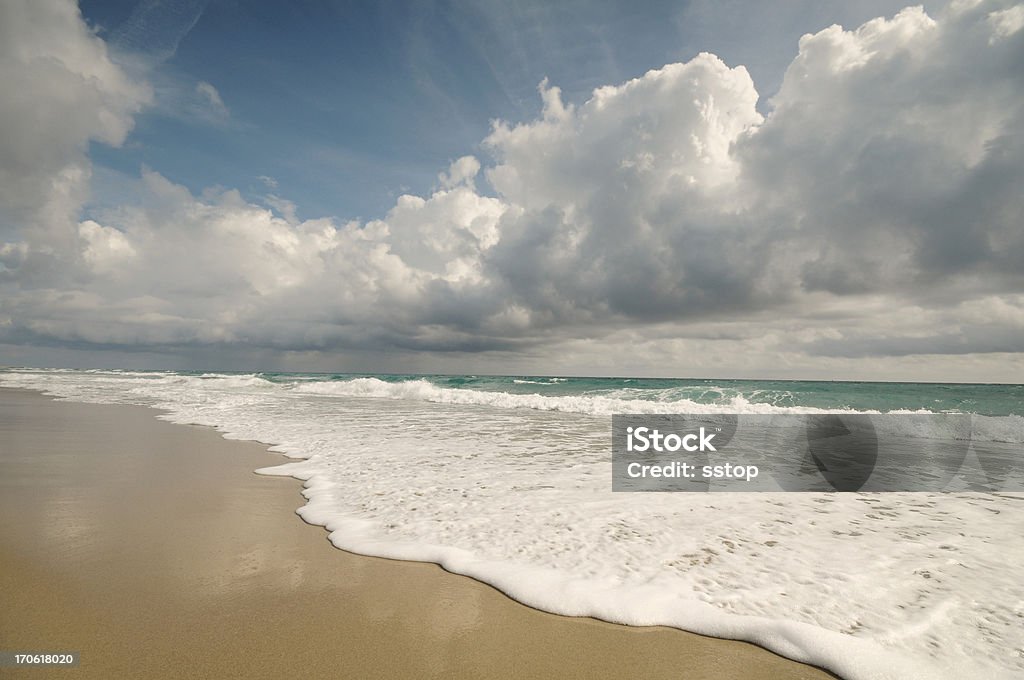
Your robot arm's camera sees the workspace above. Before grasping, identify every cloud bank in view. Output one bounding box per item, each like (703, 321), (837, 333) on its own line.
(0, 0), (149, 273)
(1, 0), (1023, 378)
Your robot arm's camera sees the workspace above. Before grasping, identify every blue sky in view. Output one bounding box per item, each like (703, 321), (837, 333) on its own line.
(79, 0), (934, 222)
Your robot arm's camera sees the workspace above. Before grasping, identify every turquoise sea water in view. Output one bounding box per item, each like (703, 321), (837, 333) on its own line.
(5, 368), (1022, 416)
(242, 372), (1024, 417)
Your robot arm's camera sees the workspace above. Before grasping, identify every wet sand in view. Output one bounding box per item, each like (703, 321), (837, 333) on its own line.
(0, 387), (837, 679)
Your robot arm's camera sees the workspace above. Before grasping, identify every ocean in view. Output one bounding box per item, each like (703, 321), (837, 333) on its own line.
(1, 368), (1022, 679)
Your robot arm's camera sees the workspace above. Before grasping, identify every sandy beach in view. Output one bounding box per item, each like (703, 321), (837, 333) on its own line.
(0, 387), (836, 679)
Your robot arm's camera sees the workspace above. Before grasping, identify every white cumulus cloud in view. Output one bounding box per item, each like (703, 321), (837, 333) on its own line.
(2, 0), (1024, 379)
(0, 0), (150, 277)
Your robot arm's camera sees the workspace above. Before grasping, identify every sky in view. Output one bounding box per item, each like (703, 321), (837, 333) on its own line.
(0, 0), (1023, 380)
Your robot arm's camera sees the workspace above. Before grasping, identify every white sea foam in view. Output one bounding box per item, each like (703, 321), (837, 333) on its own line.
(2, 369), (1023, 679)
(295, 376), (840, 415)
(291, 377), (1024, 444)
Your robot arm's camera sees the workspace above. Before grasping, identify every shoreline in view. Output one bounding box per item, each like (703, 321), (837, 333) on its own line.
(0, 386), (836, 679)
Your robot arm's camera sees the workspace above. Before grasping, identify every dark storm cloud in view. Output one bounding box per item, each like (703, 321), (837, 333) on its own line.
(805, 327), (1024, 358)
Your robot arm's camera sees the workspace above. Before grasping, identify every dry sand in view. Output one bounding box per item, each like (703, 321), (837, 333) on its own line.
(0, 387), (837, 679)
